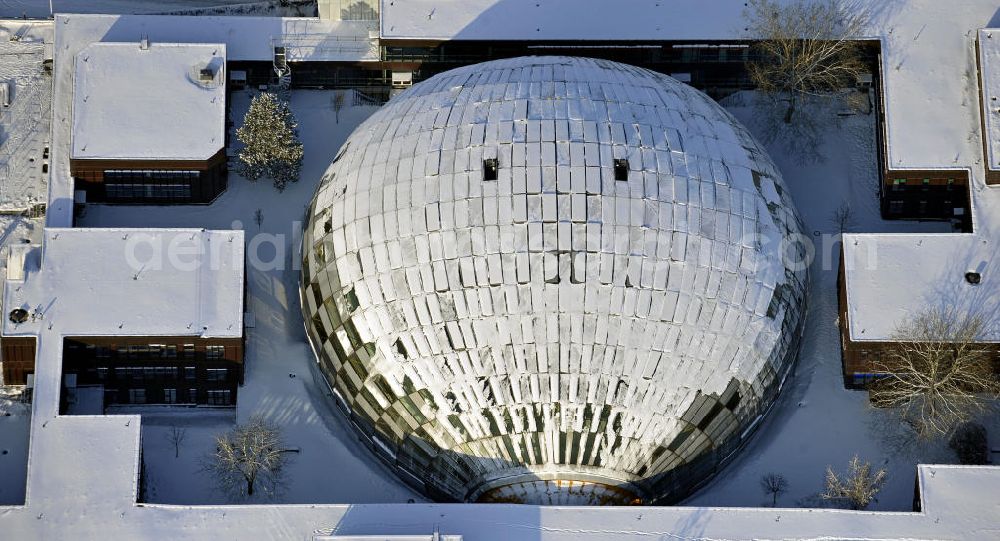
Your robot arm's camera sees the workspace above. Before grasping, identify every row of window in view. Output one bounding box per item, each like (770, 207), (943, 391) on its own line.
(122, 388), (232, 405)
(104, 170), (200, 181)
(480, 158), (630, 182)
(69, 343), (226, 359)
(98, 366), (228, 382)
(887, 200), (955, 215)
(105, 183), (193, 200)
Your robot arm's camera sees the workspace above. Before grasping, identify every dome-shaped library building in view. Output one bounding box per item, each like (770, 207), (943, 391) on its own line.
(300, 56), (808, 505)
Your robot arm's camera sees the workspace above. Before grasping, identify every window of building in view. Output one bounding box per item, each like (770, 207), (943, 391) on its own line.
(164, 345), (177, 359)
(96, 367), (108, 381)
(184, 366), (196, 380)
(106, 183), (193, 200)
(152, 366), (175, 380)
(207, 390), (232, 406)
(205, 345), (225, 359)
(96, 347), (111, 359)
(613, 159), (629, 181)
(117, 367), (144, 382)
(188, 388), (198, 403)
(206, 368), (228, 382)
(128, 388), (146, 404)
(103, 170), (197, 201)
(483, 158), (498, 181)
(163, 388), (177, 404)
(183, 344), (195, 359)
(889, 200), (904, 214)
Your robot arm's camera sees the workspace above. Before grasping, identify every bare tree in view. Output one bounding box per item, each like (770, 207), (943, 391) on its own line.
(830, 201), (853, 234)
(822, 455), (887, 510)
(759, 473), (788, 506)
(205, 416), (288, 499)
(869, 309), (1000, 439)
(745, 0), (868, 124)
(166, 425), (187, 459)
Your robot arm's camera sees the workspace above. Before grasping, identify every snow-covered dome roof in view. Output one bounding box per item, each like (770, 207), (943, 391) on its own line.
(301, 56), (808, 505)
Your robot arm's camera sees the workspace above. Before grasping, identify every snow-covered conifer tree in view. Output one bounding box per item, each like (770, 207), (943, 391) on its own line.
(236, 92), (304, 191)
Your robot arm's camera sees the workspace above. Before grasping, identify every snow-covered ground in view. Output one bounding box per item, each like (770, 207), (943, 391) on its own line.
(75, 88), (993, 510)
(0, 394), (30, 505)
(79, 89), (420, 505)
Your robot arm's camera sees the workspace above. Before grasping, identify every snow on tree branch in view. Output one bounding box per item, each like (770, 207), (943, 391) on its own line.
(236, 92), (304, 192)
(869, 308), (1000, 439)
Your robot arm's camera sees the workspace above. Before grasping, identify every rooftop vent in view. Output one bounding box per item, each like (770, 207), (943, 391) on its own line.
(199, 67), (215, 82)
(8, 308), (28, 324)
(614, 159), (629, 181)
(139, 36), (149, 50)
(965, 271), (982, 285)
(483, 158), (498, 181)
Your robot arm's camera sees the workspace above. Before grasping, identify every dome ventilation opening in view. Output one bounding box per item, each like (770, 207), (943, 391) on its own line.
(394, 338), (409, 359)
(613, 159), (629, 181)
(483, 158), (498, 181)
(8, 308), (28, 324)
(965, 271), (982, 285)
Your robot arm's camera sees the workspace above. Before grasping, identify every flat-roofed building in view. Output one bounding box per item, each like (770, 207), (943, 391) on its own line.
(1, 228), (245, 408)
(70, 41), (228, 204)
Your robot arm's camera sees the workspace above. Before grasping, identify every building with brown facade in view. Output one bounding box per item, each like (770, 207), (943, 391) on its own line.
(69, 42), (228, 204)
(0, 228), (245, 409)
(837, 234), (1000, 388)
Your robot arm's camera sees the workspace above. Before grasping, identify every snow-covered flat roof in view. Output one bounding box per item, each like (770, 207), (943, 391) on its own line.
(379, 0), (749, 41)
(842, 233), (1000, 342)
(2, 228), (244, 339)
(978, 29), (1000, 171)
(62, 14), (377, 62)
(71, 42), (226, 161)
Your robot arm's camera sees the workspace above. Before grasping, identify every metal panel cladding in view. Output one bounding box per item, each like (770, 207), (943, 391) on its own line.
(301, 56), (808, 505)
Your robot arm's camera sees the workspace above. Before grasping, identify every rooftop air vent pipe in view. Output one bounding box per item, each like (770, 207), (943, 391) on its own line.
(8, 308), (28, 324)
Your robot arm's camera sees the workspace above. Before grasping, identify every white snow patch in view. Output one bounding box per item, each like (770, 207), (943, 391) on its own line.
(0, 395), (29, 505)
(72, 42), (226, 161)
(2, 227), (244, 339)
